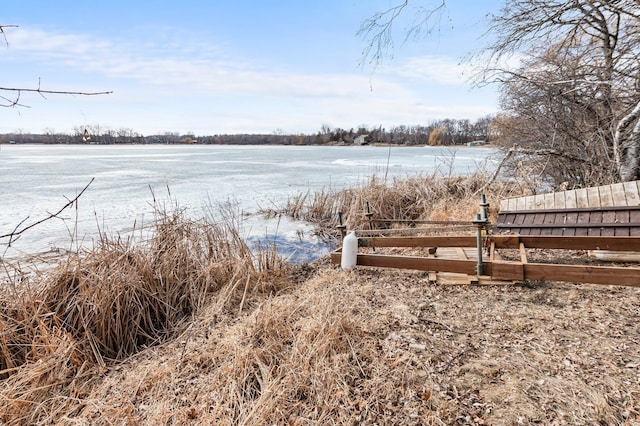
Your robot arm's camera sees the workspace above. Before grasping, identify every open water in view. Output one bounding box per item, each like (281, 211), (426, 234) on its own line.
(0, 144), (497, 262)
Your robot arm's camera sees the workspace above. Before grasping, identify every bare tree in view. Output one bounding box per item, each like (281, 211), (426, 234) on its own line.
(359, 1), (640, 185)
(482, 0), (640, 185)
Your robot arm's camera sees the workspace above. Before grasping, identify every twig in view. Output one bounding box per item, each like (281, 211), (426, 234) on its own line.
(0, 87), (113, 108)
(436, 345), (472, 373)
(0, 24), (19, 46)
(419, 316), (481, 335)
(238, 275), (251, 314)
(0, 178), (95, 247)
(0, 87), (113, 96)
(473, 144), (516, 196)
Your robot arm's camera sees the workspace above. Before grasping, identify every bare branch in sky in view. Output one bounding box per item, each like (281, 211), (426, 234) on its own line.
(358, 0), (446, 69)
(1, 25), (112, 107)
(0, 84), (114, 107)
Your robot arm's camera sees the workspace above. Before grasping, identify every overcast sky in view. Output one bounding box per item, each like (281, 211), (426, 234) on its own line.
(2, 1), (502, 135)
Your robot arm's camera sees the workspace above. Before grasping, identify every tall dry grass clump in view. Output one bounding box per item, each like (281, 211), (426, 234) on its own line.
(65, 268), (442, 425)
(0, 208), (286, 425)
(267, 171), (520, 235)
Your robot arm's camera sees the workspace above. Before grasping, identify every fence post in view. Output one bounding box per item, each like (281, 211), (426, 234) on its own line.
(473, 194), (489, 275)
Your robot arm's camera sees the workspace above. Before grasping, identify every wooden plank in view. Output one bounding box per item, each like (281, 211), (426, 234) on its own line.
(331, 252), (640, 287)
(524, 195), (536, 210)
(590, 251), (640, 262)
(554, 191), (566, 209)
(514, 213), (528, 226)
(599, 185), (614, 207)
(533, 194), (546, 209)
(493, 235), (640, 251)
(514, 212), (528, 235)
(564, 207), (578, 237)
(586, 186), (602, 208)
(601, 208), (616, 237)
(552, 192), (567, 235)
(522, 208), (536, 235)
(355, 253), (478, 275)
(587, 211), (602, 237)
(516, 196), (528, 210)
(456, 247), (468, 259)
(496, 206), (640, 215)
(358, 236), (480, 248)
(575, 188), (589, 208)
(624, 181), (640, 206)
(530, 211), (545, 236)
(520, 263), (640, 287)
(551, 212), (565, 236)
(487, 261), (525, 280)
(615, 209), (631, 237)
(487, 262), (640, 286)
(541, 211), (556, 236)
(499, 199), (510, 212)
(519, 243), (528, 264)
(351, 235), (640, 251)
(575, 210), (590, 236)
(611, 183), (628, 207)
(631, 209), (640, 236)
(564, 190), (578, 209)
(495, 222), (640, 230)
(505, 213), (518, 226)
(544, 192), (556, 209)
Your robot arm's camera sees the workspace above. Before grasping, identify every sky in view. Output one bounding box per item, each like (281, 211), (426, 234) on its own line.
(1, 1), (503, 136)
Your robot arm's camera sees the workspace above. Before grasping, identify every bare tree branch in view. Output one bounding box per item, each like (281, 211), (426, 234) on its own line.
(0, 84), (113, 108)
(1, 25), (113, 107)
(358, 0), (446, 69)
(0, 87), (113, 97)
(0, 24), (18, 46)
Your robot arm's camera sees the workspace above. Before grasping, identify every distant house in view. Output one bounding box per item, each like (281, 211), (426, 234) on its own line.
(354, 135), (369, 146)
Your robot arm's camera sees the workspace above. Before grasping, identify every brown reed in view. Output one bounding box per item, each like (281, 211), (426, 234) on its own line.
(0, 207), (286, 424)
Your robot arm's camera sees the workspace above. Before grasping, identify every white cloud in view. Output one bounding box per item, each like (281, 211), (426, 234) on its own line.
(1, 26), (499, 135)
(6, 27), (404, 100)
(390, 56), (478, 85)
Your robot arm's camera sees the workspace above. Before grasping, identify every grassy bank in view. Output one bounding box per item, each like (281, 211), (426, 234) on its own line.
(1, 174), (638, 424)
(261, 171), (520, 239)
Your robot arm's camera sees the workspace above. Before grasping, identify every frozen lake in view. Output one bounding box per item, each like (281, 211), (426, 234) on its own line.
(0, 144), (497, 262)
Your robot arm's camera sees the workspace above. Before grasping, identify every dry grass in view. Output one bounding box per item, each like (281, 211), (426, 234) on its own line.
(56, 266), (445, 425)
(8, 264), (637, 425)
(262, 172), (520, 237)
(0, 208), (287, 425)
(1, 174), (638, 425)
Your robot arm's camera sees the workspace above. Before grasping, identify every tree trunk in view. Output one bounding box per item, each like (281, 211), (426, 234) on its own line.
(615, 100), (640, 181)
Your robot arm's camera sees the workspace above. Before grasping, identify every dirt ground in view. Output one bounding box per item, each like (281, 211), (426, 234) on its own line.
(58, 256), (640, 425)
(344, 266), (640, 425)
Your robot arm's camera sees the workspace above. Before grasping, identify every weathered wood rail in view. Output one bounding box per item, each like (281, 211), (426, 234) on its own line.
(331, 181), (640, 286)
(330, 235), (640, 286)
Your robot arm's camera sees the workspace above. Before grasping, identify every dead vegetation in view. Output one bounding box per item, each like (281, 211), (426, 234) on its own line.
(261, 172), (519, 237)
(0, 208), (287, 424)
(0, 174), (638, 425)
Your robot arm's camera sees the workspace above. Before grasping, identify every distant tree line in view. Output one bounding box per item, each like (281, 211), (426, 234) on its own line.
(0, 116), (493, 146)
